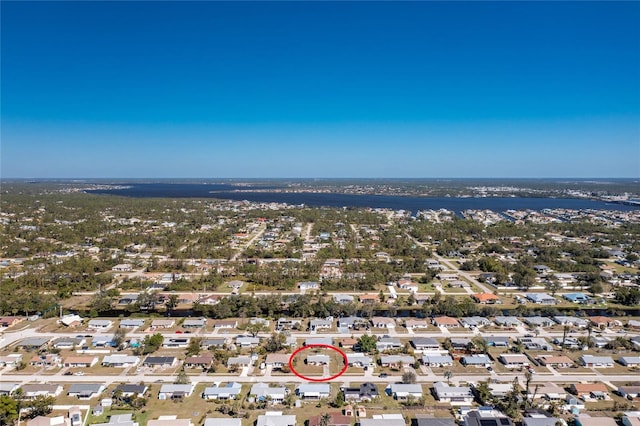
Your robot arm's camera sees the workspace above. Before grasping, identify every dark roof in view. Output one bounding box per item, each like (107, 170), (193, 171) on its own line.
(143, 356), (175, 365)
(465, 412), (514, 426)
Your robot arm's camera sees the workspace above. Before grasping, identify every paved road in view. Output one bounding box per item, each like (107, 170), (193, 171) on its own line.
(2, 370), (636, 388)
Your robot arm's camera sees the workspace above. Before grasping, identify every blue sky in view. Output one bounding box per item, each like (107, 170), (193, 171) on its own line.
(2, 1), (639, 178)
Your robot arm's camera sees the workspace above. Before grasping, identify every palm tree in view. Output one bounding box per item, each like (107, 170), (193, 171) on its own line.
(444, 370), (453, 385)
(319, 413), (332, 426)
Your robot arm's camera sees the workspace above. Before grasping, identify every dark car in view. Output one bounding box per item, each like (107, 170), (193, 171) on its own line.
(379, 373), (388, 378)
(64, 371), (73, 375)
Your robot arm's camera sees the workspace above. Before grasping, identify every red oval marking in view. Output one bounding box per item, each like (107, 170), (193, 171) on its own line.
(288, 343), (348, 382)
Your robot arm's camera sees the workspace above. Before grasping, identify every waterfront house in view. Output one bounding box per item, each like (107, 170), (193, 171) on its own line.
(432, 316), (460, 328)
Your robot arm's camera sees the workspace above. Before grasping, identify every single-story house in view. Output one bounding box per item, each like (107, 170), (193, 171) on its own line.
(114, 384), (148, 397)
(589, 316), (621, 328)
(265, 353), (290, 369)
(484, 336), (510, 347)
(306, 337), (333, 346)
(64, 356), (99, 368)
(308, 413), (351, 426)
(347, 353), (373, 368)
(499, 354), (530, 368)
(158, 384), (195, 400)
(184, 355), (214, 369)
(151, 319), (175, 328)
(162, 337), (189, 348)
(334, 294), (354, 304)
(297, 383), (330, 399)
(523, 316), (555, 327)
(386, 383), (423, 400)
(432, 316), (460, 328)
(579, 355), (614, 368)
(309, 318), (333, 331)
(472, 293), (502, 304)
(376, 336), (402, 352)
(405, 319), (429, 329)
(461, 355), (492, 367)
(411, 337), (440, 351)
(371, 317), (396, 329)
(519, 338), (553, 351)
(299, 281), (320, 290)
(570, 383), (609, 398)
(618, 356), (640, 367)
(227, 356), (252, 368)
(380, 355), (415, 368)
(536, 355), (574, 368)
(493, 316), (523, 327)
(256, 413), (296, 426)
(235, 336), (261, 348)
(563, 293), (590, 303)
(343, 382), (379, 401)
(251, 383), (287, 404)
(183, 318), (207, 328)
(553, 316), (589, 328)
(432, 381), (473, 404)
(459, 317), (492, 328)
(201, 337), (227, 348)
(422, 354), (454, 367)
(213, 319), (237, 329)
(0, 383), (20, 396)
(20, 384), (63, 399)
(202, 382), (242, 400)
(143, 356), (177, 368)
(617, 385), (640, 399)
(102, 355), (140, 368)
(68, 383), (105, 399)
(203, 419), (241, 426)
(120, 319), (145, 329)
(307, 354), (330, 365)
(60, 314), (84, 327)
(87, 319), (113, 330)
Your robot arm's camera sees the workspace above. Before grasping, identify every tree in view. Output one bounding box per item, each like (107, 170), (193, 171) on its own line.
(333, 390), (345, 407)
(545, 279), (562, 296)
(357, 335), (377, 354)
(166, 294), (179, 313)
(186, 338), (201, 356)
(24, 395), (55, 418)
(472, 337), (489, 354)
(245, 322), (267, 337)
(402, 371), (417, 384)
(113, 328), (127, 349)
(444, 370), (453, 385)
(588, 281), (603, 297)
(320, 413), (332, 426)
(474, 381), (491, 405)
(0, 395), (19, 425)
(174, 367), (190, 384)
(264, 333), (287, 353)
